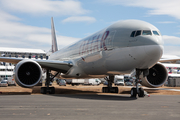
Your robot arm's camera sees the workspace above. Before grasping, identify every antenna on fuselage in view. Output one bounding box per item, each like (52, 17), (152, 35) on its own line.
(51, 17), (58, 53)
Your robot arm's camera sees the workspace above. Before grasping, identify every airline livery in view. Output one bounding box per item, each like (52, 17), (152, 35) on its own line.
(0, 18), (179, 97)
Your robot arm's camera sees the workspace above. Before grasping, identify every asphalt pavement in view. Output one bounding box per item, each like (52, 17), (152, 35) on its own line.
(0, 94), (180, 120)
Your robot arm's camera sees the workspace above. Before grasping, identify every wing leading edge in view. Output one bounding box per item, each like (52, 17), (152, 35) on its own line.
(0, 57), (73, 73)
(159, 58), (180, 63)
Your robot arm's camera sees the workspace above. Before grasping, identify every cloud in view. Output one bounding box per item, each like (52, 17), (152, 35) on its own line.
(62, 16), (96, 23)
(157, 21), (176, 24)
(56, 35), (80, 49)
(0, 9), (20, 21)
(0, 0), (90, 51)
(0, 10), (80, 51)
(163, 35), (180, 46)
(163, 46), (180, 56)
(162, 35), (180, 55)
(100, 0), (180, 19)
(0, 0), (89, 16)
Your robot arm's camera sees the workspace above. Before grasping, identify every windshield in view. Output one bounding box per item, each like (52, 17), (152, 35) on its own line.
(60, 80), (66, 83)
(142, 30), (152, 35)
(135, 30), (141, 37)
(153, 31), (160, 35)
(1, 81), (7, 83)
(117, 79), (123, 82)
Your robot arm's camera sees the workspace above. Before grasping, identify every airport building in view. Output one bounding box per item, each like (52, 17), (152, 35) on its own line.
(0, 47), (47, 80)
(0, 47), (47, 59)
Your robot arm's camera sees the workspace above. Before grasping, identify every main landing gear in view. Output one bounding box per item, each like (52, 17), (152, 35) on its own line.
(102, 76), (118, 93)
(131, 69), (146, 98)
(41, 69), (59, 94)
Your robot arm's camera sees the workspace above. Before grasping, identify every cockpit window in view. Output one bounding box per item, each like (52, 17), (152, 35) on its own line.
(135, 30), (141, 37)
(130, 30), (157, 37)
(153, 31), (160, 36)
(142, 30), (152, 35)
(130, 31), (136, 37)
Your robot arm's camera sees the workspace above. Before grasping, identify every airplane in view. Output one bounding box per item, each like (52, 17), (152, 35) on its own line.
(1, 18), (180, 97)
(161, 63), (180, 76)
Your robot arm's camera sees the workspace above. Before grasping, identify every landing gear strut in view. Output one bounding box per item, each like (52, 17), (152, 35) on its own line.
(41, 69), (59, 94)
(102, 76), (118, 93)
(131, 69), (145, 97)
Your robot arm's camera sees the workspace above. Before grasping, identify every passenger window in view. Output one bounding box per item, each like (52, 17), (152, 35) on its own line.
(130, 31), (136, 37)
(153, 31), (159, 36)
(135, 30), (141, 37)
(142, 30), (152, 35)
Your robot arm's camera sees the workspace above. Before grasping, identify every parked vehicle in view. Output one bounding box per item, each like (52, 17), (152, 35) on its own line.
(56, 78), (61, 84)
(65, 79), (72, 84)
(125, 82), (133, 86)
(59, 79), (66, 86)
(84, 79), (101, 85)
(103, 81), (108, 85)
(124, 75), (134, 83)
(2, 77), (8, 83)
(114, 75), (124, 86)
(0, 80), (8, 87)
(71, 79), (85, 86)
(8, 76), (16, 86)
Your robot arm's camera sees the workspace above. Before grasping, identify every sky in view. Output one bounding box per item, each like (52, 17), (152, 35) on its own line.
(0, 0), (180, 56)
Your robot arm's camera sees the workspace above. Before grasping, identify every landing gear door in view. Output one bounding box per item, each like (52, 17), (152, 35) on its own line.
(105, 30), (116, 50)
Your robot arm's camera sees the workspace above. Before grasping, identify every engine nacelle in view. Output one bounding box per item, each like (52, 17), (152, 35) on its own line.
(141, 63), (168, 88)
(14, 60), (42, 88)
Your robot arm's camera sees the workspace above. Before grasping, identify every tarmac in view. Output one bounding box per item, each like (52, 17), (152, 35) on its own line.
(1, 84), (180, 95)
(0, 94), (180, 120)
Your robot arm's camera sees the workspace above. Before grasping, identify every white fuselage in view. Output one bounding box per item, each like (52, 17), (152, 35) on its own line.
(50, 20), (163, 78)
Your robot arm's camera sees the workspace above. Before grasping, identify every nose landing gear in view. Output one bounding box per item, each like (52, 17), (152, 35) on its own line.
(131, 69), (149, 98)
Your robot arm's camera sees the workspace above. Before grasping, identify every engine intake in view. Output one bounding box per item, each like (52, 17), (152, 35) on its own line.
(14, 60), (42, 88)
(141, 63), (168, 88)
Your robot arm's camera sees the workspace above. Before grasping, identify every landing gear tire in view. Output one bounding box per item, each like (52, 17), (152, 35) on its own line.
(131, 88), (137, 97)
(41, 87), (47, 94)
(114, 87), (118, 93)
(40, 87), (55, 94)
(102, 87), (107, 93)
(130, 69), (149, 98)
(138, 88), (144, 97)
(102, 87), (118, 93)
(49, 87), (55, 94)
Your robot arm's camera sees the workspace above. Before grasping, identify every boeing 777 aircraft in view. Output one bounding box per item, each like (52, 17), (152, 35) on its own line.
(0, 18), (179, 97)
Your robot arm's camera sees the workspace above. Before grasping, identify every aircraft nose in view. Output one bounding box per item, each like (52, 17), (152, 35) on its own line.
(136, 36), (164, 68)
(143, 44), (163, 69)
(144, 36), (164, 59)
(144, 44), (163, 57)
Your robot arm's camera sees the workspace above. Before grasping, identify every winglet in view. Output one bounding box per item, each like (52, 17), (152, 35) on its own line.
(51, 17), (58, 53)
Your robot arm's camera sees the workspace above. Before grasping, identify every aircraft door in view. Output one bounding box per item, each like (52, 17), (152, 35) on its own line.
(104, 30), (116, 50)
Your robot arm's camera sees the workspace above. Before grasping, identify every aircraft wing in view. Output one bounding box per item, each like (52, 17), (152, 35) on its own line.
(0, 57), (73, 73)
(162, 63), (180, 68)
(159, 58), (180, 63)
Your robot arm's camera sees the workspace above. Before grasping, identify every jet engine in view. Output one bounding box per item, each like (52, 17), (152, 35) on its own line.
(141, 63), (168, 88)
(14, 60), (42, 88)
